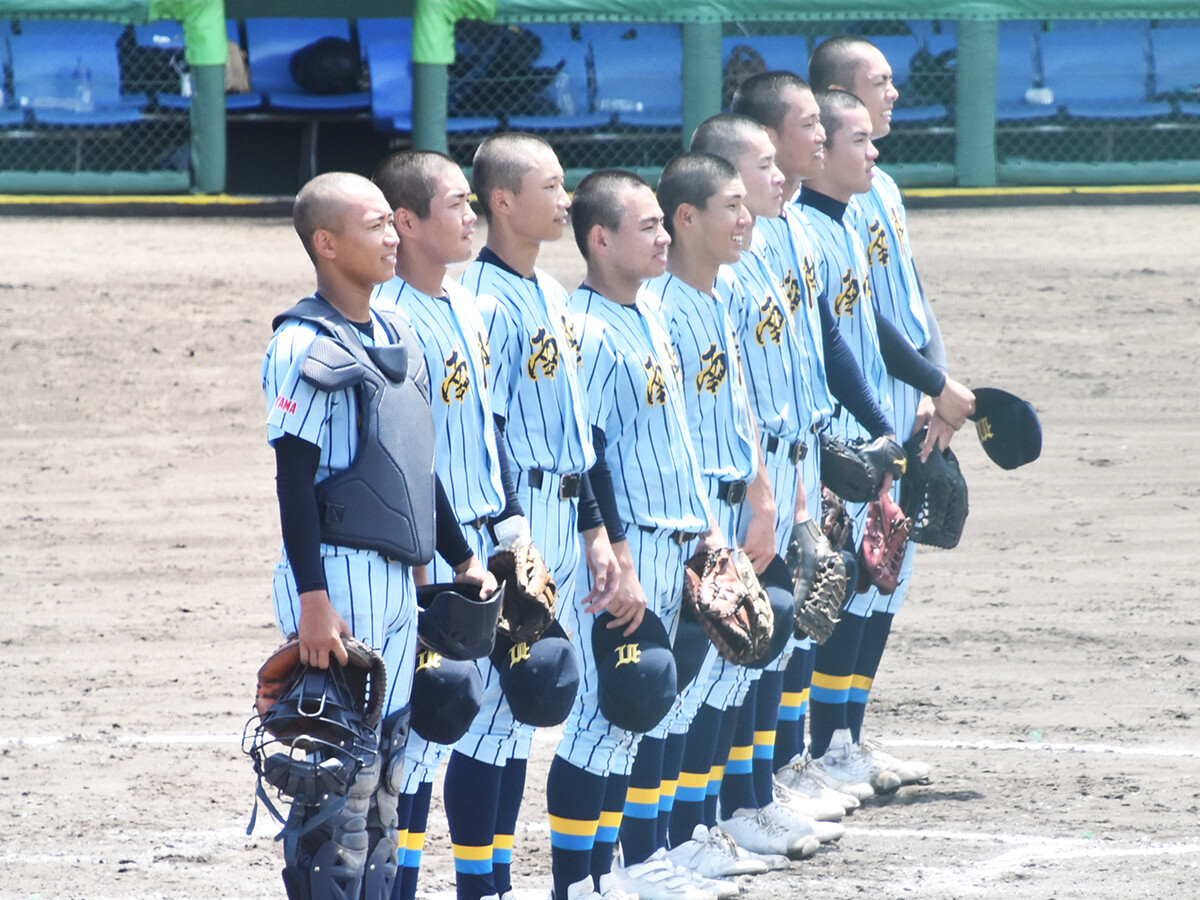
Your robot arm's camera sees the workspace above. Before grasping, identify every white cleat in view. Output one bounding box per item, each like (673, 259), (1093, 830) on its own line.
(758, 800), (844, 844)
(666, 823), (769, 878)
(718, 807), (820, 860)
(775, 752), (861, 812)
(774, 777), (846, 822)
(609, 848), (718, 900)
(809, 729), (883, 801)
(859, 738), (932, 785)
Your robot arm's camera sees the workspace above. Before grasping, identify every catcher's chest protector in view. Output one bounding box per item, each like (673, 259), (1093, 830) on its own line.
(274, 297), (437, 565)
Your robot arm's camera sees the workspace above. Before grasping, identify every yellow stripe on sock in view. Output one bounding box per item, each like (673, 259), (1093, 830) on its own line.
(598, 810), (624, 829)
(781, 691), (803, 707)
(678, 770), (708, 789)
(727, 745), (753, 762)
(451, 843), (494, 861)
(493, 834), (514, 852)
(549, 815), (599, 837)
(625, 786), (660, 806)
(754, 729), (776, 746)
(811, 672), (853, 691)
(659, 778), (678, 799)
(406, 831), (427, 852)
(850, 674), (874, 692)
(708, 764), (726, 784)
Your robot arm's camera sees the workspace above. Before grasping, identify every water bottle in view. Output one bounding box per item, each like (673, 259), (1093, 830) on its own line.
(73, 58), (94, 112)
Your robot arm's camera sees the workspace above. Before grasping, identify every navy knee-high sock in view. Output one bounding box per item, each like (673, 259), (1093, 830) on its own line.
(848, 612), (895, 743)
(393, 781), (432, 900)
(809, 612), (868, 758)
(719, 686), (759, 816)
(547, 756), (606, 900)
(775, 645), (815, 770)
(619, 736), (664, 865)
(705, 704), (739, 825)
(658, 732), (686, 848)
(753, 670), (784, 803)
(591, 772), (629, 880)
(443, 751), (502, 900)
(670, 704), (721, 847)
(492, 756), (527, 895)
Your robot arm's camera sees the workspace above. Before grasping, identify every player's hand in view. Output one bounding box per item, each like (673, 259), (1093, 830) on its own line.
(740, 510), (776, 574)
(453, 555), (498, 599)
(910, 394), (936, 436)
(297, 589), (350, 669)
(920, 413), (958, 461)
(581, 525), (621, 614)
(932, 377), (975, 430)
(604, 539), (647, 636)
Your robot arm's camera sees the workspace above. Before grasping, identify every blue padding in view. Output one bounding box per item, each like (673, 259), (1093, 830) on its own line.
(244, 17), (368, 111)
(10, 27), (147, 118)
(32, 106), (143, 126)
(721, 34), (809, 80)
(589, 26), (683, 127)
(1040, 25), (1155, 108)
(891, 104), (947, 122)
(357, 17), (412, 59)
(1151, 27), (1200, 97)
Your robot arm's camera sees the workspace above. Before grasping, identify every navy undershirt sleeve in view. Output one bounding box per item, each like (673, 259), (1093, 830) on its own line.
(818, 295), (893, 438)
(587, 426), (627, 544)
(436, 476), (473, 568)
(876, 314), (947, 397)
(576, 471), (604, 533)
(487, 415), (524, 541)
(274, 433), (328, 594)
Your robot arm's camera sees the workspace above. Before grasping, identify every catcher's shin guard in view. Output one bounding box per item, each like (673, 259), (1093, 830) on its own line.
(280, 750), (376, 900)
(360, 709), (410, 899)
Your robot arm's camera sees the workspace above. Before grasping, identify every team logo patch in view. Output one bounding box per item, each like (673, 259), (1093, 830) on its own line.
(867, 220), (890, 266)
(802, 256), (818, 308)
(527, 327), (561, 379)
(508, 641), (532, 668)
(834, 270), (863, 317)
(781, 270), (803, 315)
(888, 206), (907, 251)
(614, 642), (641, 668)
(560, 314), (583, 367)
(417, 649), (443, 672)
(696, 343), (728, 394)
(441, 349), (471, 402)
(643, 356), (667, 406)
(975, 417), (995, 443)
(754, 296), (785, 346)
(273, 395), (297, 415)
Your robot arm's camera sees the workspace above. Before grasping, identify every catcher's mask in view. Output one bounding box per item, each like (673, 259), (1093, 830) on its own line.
(491, 619), (580, 727)
(592, 609), (676, 733)
(416, 581), (505, 660)
(410, 647), (483, 744)
(243, 643), (382, 835)
(742, 555), (796, 669)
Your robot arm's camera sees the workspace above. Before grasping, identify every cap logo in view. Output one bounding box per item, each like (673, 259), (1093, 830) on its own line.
(509, 642), (532, 668)
(975, 417), (994, 443)
(417, 649), (443, 672)
(615, 642), (641, 668)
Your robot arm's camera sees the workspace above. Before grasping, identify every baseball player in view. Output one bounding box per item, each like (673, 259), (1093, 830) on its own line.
(444, 132), (620, 900)
(549, 168), (724, 900)
(794, 88), (974, 801)
(262, 172), (495, 900)
(368, 149), (534, 900)
(729, 72), (895, 810)
(809, 34), (975, 787)
(686, 115), (852, 847)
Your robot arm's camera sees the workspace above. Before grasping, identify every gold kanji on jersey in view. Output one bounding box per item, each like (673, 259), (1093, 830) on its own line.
(867, 219), (890, 266)
(781, 269), (803, 315)
(696, 343), (728, 394)
(802, 256), (818, 307)
(527, 327), (561, 379)
(643, 356), (667, 406)
(441, 349), (471, 402)
(560, 313), (583, 367)
(834, 270), (863, 317)
(754, 296), (785, 345)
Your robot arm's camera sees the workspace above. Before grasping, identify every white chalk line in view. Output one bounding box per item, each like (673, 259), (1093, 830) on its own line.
(3, 732), (1198, 760)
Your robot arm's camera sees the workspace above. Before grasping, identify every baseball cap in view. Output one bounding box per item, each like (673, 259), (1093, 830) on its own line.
(491, 619), (580, 727)
(969, 386), (1042, 470)
(592, 609), (677, 733)
(409, 648), (483, 745)
(416, 581), (504, 661)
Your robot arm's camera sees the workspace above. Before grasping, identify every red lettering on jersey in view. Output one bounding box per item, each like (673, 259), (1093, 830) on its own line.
(274, 395), (298, 415)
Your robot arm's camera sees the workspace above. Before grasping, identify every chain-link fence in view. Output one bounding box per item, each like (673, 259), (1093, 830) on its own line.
(0, 18), (190, 186)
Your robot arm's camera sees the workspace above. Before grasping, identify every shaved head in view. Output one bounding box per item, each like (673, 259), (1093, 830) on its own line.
(371, 149), (459, 220)
(731, 70), (812, 131)
(809, 34), (875, 92)
(816, 89), (867, 145)
(293, 172), (382, 263)
(472, 131), (555, 222)
(690, 114), (767, 166)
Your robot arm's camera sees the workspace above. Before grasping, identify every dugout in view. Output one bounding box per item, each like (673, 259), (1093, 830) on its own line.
(3, 0), (1200, 193)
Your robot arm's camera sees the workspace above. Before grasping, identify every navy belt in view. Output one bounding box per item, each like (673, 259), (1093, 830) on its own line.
(526, 469), (581, 499)
(638, 525), (703, 545)
(716, 479), (748, 505)
(765, 435), (807, 464)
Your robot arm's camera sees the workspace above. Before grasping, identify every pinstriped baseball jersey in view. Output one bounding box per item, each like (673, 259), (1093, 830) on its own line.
(569, 286), (709, 533)
(644, 272), (758, 485)
(716, 250), (809, 446)
(460, 258), (596, 476)
(263, 310), (418, 718)
(753, 209), (834, 429)
(371, 276), (504, 525)
(794, 196), (892, 442)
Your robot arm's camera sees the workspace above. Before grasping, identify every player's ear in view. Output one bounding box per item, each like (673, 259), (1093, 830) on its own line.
(489, 186), (513, 217)
(312, 227), (338, 260)
(674, 203), (695, 233)
(588, 223), (609, 257)
(393, 206), (421, 239)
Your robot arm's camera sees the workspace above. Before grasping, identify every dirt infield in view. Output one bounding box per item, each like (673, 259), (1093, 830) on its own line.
(3, 203), (1198, 900)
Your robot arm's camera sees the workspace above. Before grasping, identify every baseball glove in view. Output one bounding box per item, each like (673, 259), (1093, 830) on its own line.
(786, 519), (851, 644)
(820, 486), (853, 552)
(683, 547), (774, 665)
(900, 429), (969, 549)
(254, 634), (388, 731)
(857, 475), (913, 595)
(819, 433), (907, 503)
(488, 544), (557, 644)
